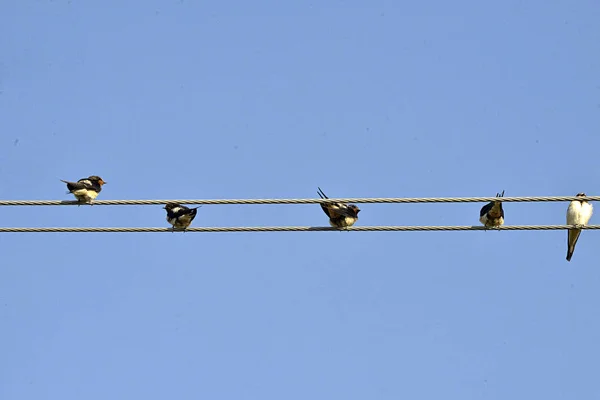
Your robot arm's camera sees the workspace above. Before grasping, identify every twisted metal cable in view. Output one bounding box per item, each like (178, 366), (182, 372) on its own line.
(0, 196), (598, 206)
(0, 225), (598, 233)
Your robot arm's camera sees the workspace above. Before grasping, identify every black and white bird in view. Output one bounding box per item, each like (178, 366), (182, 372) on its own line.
(61, 175), (106, 204)
(164, 203), (200, 231)
(317, 187), (361, 229)
(566, 192), (593, 262)
(479, 190), (505, 229)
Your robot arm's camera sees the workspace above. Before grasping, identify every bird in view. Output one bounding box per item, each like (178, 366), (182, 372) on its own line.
(566, 192), (593, 262)
(61, 175), (106, 204)
(479, 190), (505, 229)
(317, 187), (361, 230)
(164, 203), (200, 232)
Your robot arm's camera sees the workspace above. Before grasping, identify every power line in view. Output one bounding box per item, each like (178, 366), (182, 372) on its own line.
(0, 225), (598, 233)
(0, 196), (597, 206)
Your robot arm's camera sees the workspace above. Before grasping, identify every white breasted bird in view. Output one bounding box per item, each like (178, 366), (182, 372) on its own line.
(479, 190), (505, 229)
(164, 203), (200, 232)
(566, 192), (593, 262)
(317, 187), (361, 230)
(61, 175), (106, 204)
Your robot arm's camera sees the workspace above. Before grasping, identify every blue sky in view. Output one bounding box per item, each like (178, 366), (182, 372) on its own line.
(1, 0), (599, 398)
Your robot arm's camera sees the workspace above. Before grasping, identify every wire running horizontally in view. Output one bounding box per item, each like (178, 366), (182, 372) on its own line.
(0, 225), (598, 233)
(0, 196), (598, 206)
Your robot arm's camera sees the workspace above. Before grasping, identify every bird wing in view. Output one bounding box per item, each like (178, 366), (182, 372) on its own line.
(317, 187), (335, 218)
(324, 202), (355, 219)
(172, 205), (200, 218)
(480, 202), (493, 217)
(317, 187), (354, 219)
(61, 179), (92, 192)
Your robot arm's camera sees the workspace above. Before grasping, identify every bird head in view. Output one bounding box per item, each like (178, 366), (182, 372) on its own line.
(88, 176), (106, 185)
(163, 203), (179, 211)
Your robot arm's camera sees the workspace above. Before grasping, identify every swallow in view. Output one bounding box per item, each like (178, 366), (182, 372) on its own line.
(566, 192), (593, 262)
(479, 190), (505, 229)
(164, 203), (200, 232)
(61, 175), (106, 204)
(317, 187), (361, 230)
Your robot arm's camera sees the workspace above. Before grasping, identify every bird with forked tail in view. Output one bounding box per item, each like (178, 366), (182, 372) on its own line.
(566, 192), (593, 262)
(164, 203), (200, 232)
(479, 190), (505, 229)
(61, 175), (106, 204)
(317, 187), (361, 230)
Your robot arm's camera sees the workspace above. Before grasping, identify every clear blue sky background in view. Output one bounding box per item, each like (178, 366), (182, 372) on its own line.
(1, 0), (599, 399)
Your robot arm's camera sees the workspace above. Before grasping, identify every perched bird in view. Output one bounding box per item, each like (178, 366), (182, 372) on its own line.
(317, 187), (361, 229)
(479, 190), (505, 229)
(566, 192), (593, 262)
(61, 175), (106, 204)
(164, 203), (200, 232)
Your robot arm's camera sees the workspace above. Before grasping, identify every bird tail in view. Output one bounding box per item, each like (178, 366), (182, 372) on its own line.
(493, 190), (505, 208)
(566, 228), (581, 262)
(317, 187), (328, 199)
(566, 247), (574, 262)
(60, 179), (75, 193)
